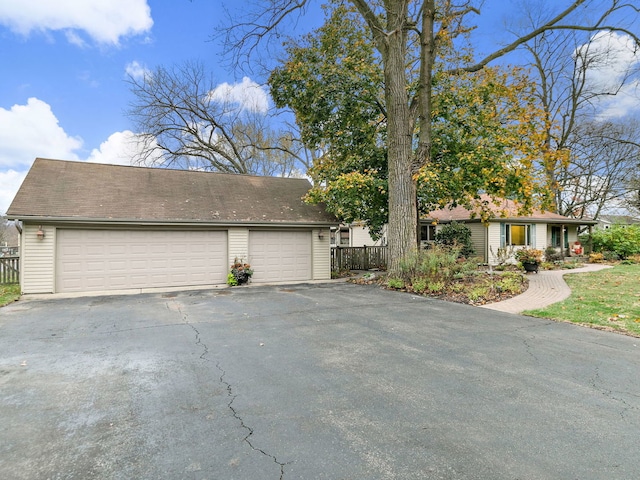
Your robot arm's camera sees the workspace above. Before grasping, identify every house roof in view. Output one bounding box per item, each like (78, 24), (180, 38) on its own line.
(598, 214), (640, 225)
(423, 195), (597, 225)
(7, 158), (337, 225)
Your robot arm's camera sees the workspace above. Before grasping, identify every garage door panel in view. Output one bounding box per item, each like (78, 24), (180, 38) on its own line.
(57, 229), (227, 293)
(249, 231), (311, 283)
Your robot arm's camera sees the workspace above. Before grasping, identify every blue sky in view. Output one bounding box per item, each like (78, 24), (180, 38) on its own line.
(0, 0), (248, 213)
(1, 1), (638, 215)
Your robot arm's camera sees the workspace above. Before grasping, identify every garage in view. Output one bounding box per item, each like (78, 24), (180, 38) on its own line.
(56, 229), (227, 293)
(8, 159), (335, 294)
(249, 230), (312, 282)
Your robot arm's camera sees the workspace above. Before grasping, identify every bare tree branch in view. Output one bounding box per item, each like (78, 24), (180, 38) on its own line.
(126, 61), (303, 176)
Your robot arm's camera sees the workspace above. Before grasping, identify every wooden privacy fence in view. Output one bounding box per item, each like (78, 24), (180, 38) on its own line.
(331, 246), (387, 271)
(0, 256), (19, 284)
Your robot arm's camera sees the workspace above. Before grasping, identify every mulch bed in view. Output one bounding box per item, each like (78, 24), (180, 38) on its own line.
(349, 271), (530, 306)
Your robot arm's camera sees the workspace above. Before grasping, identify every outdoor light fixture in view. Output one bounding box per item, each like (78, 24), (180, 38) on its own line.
(36, 226), (45, 240)
(318, 230), (325, 240)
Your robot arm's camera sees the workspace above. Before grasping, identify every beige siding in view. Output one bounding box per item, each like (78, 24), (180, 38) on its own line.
(567, 225), (579, 243)
(487, 223), (504, 265)
(350, 225), (384, 247)
(312, 228), (331, 280)
(228, 227), (249, 268)
(466, 223), (488, 262)
(21, 223), (55, 294)
(533, 223), (546, 251)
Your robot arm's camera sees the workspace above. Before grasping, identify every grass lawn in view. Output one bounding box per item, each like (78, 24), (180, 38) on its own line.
(525, 264), (640, 337)
(0, 284), (20, 307)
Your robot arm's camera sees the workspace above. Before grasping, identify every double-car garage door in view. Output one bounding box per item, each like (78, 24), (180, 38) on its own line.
(56, 228), (312, 293)
(56, 230), (228, 293)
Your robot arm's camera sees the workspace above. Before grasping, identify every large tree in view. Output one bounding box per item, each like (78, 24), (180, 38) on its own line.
(559, 119), (640, 218)
(518, 20), (640, 218)
(225, 0), (640, 272)
(270, 4), (389, 235)
(127, 61), (306, 176)
(270, 5), (552, 236)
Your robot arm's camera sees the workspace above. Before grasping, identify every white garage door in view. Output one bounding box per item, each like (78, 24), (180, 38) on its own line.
(249, 230), (312, 283)
(57, 229), (227, 293)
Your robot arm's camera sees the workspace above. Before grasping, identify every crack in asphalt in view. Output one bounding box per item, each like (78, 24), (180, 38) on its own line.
(216, 362), (288, 480)
(589, 365), (636, 419)
(167, 300), (288, 479)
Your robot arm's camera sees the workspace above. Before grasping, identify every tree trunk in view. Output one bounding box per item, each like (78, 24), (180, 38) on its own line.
(384, 17), (418, 274)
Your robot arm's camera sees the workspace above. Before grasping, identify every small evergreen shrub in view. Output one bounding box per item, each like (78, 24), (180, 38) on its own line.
(434, 221), (475, 258)
(544, 246), (564, 262)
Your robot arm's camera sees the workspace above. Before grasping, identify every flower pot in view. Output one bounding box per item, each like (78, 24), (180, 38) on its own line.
(235, 272), (250, 284)
(523, 261), (539, 273)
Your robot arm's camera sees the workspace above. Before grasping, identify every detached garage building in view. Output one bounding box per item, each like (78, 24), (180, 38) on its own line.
(7, 158), (336, 294)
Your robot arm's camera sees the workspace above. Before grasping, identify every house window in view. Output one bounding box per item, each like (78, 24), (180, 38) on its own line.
(330, 227), (350, 246)
(420, 225), (436, 242)
(339, 228), (350, 246)
(502, 223), (534, 247)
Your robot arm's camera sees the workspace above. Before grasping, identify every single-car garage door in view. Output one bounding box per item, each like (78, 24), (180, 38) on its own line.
(249, 230), (311, 283)
(56, 229), (227, 293)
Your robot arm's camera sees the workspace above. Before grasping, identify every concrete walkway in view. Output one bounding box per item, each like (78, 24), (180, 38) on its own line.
(481, 263), (613, 314)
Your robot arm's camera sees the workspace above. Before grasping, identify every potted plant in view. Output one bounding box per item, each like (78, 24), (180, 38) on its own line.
(228, 258), (254, 285)
(515, 248), (543, 273)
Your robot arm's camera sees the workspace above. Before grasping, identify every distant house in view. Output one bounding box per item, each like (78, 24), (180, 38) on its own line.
(331, 222), (387, 247)
(423, 196), (598, 264)
(7, 158), (337, 294)
(596, 214), (640, 230)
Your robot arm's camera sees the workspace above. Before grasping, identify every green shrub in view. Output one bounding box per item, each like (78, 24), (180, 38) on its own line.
(589, 225), (640, 259)
(434, 221), (475, 258)
(427, 281), (445, 293)
(496, 273), (524, 294)
(411, 278), (427, 293)
(544, 246), (564, 262)
(387, 277), (405, 289)
(603, 251), (620, 261)
(399, 245), (462, 282)
(468, 286), (489, 302)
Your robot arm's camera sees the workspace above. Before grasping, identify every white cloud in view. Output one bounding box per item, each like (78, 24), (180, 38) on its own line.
(207, 77), (270, 114)
(86, 130), (146, 165)
(0, 98), (166, 214)
(0, 170), (26, 216)
(0, 97), (82, 170)
(0, 0), (153, 46)
(596, 81), (640, 119)
(125, 61), (150, 81)
(576, 31), (640, 119)
(0, 97), (83, 214)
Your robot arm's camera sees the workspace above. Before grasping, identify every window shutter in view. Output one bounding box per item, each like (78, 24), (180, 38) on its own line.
(500, 223), (506, 247)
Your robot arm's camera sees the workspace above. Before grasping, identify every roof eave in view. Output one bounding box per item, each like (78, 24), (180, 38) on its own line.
(8, 215), (338, 228)
(422, 216), (598, 225)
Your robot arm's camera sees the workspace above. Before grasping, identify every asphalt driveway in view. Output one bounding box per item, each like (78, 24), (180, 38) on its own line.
(1, 283), (639, 479)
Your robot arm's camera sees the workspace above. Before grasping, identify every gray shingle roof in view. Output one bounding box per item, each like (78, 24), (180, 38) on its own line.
(8, 158), (336, 225)
(424, 194), (597, 225)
